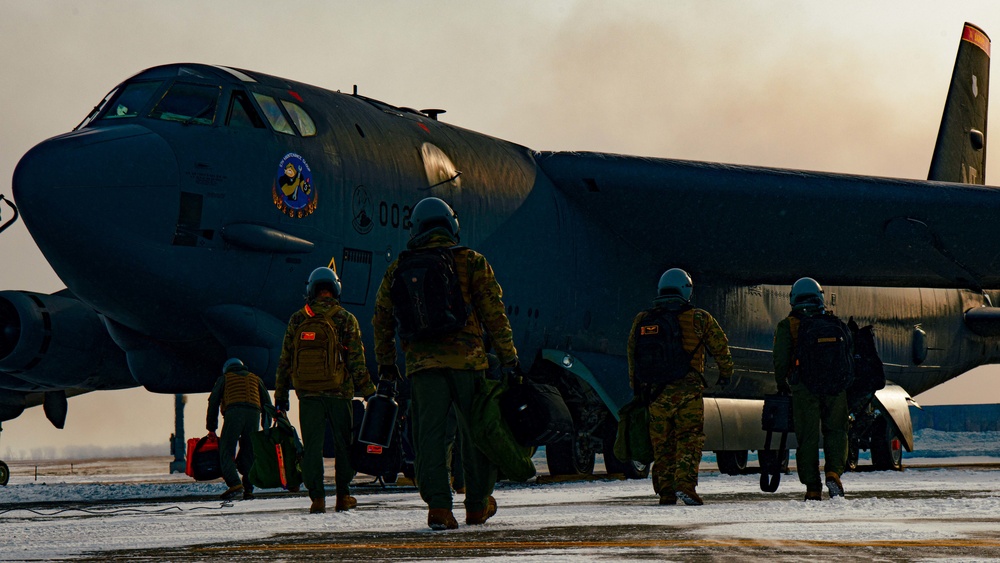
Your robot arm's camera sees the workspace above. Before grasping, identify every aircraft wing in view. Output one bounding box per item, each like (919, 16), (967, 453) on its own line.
(536, 151), (1000, 290)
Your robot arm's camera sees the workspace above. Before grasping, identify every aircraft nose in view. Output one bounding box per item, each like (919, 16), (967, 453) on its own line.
(12, 125), (178, 306)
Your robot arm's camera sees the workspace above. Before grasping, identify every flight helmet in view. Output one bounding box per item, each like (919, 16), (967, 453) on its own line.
(306, 267), (342, 300)
(657, 268), (693, 302)
(409, 197), (460, 239)
(790, 277), (825, 308)
(222, 357), (245, 374)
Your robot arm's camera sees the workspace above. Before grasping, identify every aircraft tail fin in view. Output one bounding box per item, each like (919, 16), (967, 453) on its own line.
(928, 23), (991, 184)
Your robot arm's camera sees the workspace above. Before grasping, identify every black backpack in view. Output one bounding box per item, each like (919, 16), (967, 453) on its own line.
(793, 312), (854, 395)
(847, 318), (886, 397)
(389, 246), (469, 341)
(633, 307), (696, 385)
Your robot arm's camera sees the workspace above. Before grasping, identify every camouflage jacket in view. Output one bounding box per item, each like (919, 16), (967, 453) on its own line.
(372, 230), (517, 375)
(275, 296), (375, 403)
(627, 297), (734, 389)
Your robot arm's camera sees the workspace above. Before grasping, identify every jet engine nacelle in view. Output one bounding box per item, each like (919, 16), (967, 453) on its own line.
(0, 291), (134, 389)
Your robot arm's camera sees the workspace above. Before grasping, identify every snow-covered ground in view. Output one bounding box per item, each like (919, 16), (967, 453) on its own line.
(2, 430), (1000, 561)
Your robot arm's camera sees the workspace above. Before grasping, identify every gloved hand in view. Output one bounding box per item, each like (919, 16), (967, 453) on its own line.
(378, 364), (400, 381)
(501, 359), (523, 382)
(717, 377), (730, 387)
(777, 382), (792, 395)
(206, 426), (217, 434)
(276, 399), (290, 413)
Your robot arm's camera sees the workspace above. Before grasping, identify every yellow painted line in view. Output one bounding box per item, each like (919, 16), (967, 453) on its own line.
(198, 538), (1000, 552)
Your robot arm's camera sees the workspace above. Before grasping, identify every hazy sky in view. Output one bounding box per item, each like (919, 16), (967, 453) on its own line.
(3, 1), (1000, 459)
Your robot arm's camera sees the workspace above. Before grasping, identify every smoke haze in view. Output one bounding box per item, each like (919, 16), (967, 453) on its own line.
(2, 1), (999, 459)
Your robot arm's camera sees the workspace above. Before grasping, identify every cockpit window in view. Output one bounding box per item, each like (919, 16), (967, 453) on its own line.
(226, 91), (266, 129)
(99, 81), (163, 121)
(150, 82), (221, 125)
(281, 100), (316, 136)
(252, 93), (295, 135)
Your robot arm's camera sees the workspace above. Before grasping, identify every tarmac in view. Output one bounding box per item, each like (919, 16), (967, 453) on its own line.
(4, 456), (1000, 562)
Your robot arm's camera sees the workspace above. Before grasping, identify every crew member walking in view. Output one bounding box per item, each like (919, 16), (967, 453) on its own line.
(207, 357), (273, 501)
(773, 277), (853, 500)
(627, 268), (733, 506)
(275, 267), (376, 514)
(372, 197), (518, 530)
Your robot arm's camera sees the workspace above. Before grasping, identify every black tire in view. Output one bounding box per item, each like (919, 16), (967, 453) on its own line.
(0, 460), (8, 486)
(600, 421), (649, 479)
(716, 450), (749, 475)
(546, 435), (596, 476)
(602, 440), (649, 479)
(871, 417), (903, 471)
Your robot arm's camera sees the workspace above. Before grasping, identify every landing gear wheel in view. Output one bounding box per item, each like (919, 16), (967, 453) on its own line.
(716, 450), (749, 475)
(0, 460), (8, 486)
(546, 434), (596, 476)
(600, 421), (649, 479)
(871, 418), (903, 471)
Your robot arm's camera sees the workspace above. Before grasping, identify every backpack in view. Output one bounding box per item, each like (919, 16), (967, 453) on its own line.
(847, 318), (886, 397)
(389, 246), (469, 341)
(291, 304), (345, 391)
(633, 307), (696, 385)
(792, 312), (854, 395)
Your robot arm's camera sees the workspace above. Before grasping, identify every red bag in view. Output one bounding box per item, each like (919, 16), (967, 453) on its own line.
(185, 433), (222, 481)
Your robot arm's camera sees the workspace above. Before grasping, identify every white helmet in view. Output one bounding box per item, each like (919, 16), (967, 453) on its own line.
(790, 277), (824, 307)
(657, 268), (693, 302)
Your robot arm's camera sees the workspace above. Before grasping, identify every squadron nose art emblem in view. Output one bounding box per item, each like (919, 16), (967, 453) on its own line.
(273, 153), (317, 218)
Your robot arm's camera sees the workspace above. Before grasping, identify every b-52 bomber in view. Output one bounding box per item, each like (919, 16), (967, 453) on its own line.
(0, 23), (996, 485)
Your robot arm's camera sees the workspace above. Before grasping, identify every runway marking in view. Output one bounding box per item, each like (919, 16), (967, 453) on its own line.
(198, 538), (1000, 552)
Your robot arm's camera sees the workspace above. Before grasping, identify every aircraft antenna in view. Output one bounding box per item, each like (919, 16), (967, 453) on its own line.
(0, 195), (19, 235)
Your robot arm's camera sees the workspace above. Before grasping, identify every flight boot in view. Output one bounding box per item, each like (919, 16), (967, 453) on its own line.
(804, 484), (823, 501)
(220, 484), (243, 501)
(825, 472), (845, 498)
(428, 508), (459, 530)
(309, 496), (326, 514)
(659, 489), (677, 505)
(466, 495), (497, 525)
(241, 476), (255, 500)
(675, 486), (704, 506)
(335, 495), (357, 512)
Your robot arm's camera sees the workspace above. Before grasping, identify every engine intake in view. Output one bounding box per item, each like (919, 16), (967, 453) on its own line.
(0, 291), (134, 389)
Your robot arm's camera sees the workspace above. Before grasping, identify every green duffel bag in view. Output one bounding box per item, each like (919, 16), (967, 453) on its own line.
(469, 377), (536, 482)
(613, 398), (654, 465)
(249, 409), (304, 490)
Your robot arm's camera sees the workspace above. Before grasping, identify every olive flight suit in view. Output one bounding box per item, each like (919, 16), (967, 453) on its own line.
(372, 229), (517, 515)
(773, 305), (850, 490)
(207, 367), (273, 489)
(275, 296), (376, 503)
